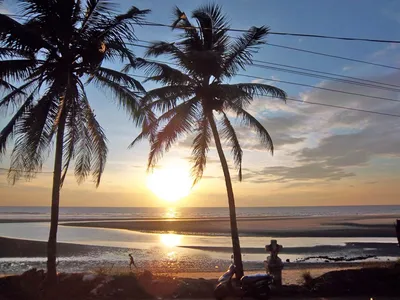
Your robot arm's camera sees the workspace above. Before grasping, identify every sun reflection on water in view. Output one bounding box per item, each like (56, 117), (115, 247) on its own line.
(164, 207), (178, 219)
(167, 251), (178, 262)
(160, 233), (182, 247)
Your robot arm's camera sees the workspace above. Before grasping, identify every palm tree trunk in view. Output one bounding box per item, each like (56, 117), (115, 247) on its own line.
(46, 106), (66, 282)
(208, 113), (244, 279)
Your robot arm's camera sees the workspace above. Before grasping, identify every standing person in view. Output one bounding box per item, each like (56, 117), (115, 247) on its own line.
(129, 253), (137, 269)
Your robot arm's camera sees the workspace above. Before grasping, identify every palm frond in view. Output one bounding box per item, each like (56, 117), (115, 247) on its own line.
(81, 0), (115, 31)
(0, 59), (37, 82)
(190, 114), (210, 186)
(0, 47), (33, 59)
(104, 40), (138, 65)
(0, 12), (49, 52)
(192, 3), (229, 51)
(0, 79), (17, 92)
(60, 84), (84, 186)
(223, 26), (269, 77)
(0, 92), (35, 156)
(227, 103), (274, 154)
(144, 41), (191, 70)
(138, 59), (195, 86)
(220, 111), (243, 181)
(95, 67), (145, 92)
(76, 95), (108, 187)
(97, 6), (150, 41)
(72, 0), (82, 25)
(88, 72), (141, 116)
(8, 87), (60, 183)
(141, 85), (193, 110)
(226, 83), (287, 100)
(208, 83), (252, 108)
(129, 106), (157, 147)
(172, 6), (201, 48)
(0, 79), (37, 112)
(147, 98), (199, 170)
(61, 114), (79, 186)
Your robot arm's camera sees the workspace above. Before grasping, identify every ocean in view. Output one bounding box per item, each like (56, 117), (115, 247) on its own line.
(1, 205), (400, 220)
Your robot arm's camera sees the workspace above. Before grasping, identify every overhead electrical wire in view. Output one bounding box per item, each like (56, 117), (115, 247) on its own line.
(126, 43), (400, 104)
(139, 22), (400, 44)
(136, 39), (400, 72)
(134, 40), (400, 95)
(129, 74), (400, 119)
(4, 13), (400, 44)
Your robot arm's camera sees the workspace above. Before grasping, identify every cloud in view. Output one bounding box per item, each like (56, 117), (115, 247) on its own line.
(183, 156), (220, 164)
(166, 70), (400, 190)
(242, 163), (355, 184)
(342, 66), (352, 72)
(371, 43), (400, 58)
(235, 70), (400, 186)
(292, 71), (400, 171)
(0, 1), (10, 14)
(382, 1), (400, 23)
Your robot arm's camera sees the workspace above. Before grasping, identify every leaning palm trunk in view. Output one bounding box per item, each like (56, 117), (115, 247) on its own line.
(208, 114), (244, 278)
(131, 3), (287, 280)
(46, 105), (66, 282)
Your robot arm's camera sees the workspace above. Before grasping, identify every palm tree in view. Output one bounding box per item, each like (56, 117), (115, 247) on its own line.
(0, 0), (149, 282)
(130, 4), (286, 278)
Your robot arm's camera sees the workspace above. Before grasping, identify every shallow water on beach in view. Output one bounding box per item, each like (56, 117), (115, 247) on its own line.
(0, 222), (398, 275)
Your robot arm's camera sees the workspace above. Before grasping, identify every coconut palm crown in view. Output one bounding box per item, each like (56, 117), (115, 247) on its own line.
(0, 0), (150, 281)
(130, 4), (286, 277)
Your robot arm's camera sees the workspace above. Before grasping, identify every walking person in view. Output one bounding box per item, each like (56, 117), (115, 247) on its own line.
(129, 253), (137, 270)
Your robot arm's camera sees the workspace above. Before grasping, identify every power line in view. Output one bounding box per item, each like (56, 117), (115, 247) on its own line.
(284, 97), (400, 118)
(140, 22), (400, 44)
(125, 46), (400, 105)
(6, 13), (400, 44)
(132, 41), (400, 93)
(136, 39), (400, 73)
(6, 12), (400, 71)
(130, 74), (400, 118)
(252, 60), (400, 90)
(251, 63), (400, 93)
(237, 73), (400, 104)
(266, 43), (400, 71)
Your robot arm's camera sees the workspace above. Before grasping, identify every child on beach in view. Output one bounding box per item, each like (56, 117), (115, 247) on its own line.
(129, 253), (137, 269)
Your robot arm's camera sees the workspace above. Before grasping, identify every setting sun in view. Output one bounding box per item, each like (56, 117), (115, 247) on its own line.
(146, 167), (192, 202)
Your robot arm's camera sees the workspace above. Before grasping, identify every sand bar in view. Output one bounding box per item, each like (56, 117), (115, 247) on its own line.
(62, 214), (399, 237)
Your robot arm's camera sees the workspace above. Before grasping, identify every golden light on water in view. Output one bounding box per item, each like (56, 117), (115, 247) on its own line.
(147, 167), (192, 202)
(164, 207), (178, 219)
(160, 233), (182, 247)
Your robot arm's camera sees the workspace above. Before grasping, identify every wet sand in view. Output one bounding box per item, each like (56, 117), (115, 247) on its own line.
(0, 237), (390, 282)
(0, 237), (106, 257)
(62, 214), (398, 237)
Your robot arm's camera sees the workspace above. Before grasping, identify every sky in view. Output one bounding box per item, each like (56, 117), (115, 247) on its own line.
(1, 0), (400, 207)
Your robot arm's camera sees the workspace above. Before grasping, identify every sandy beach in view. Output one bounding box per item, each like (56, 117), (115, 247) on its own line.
(61, 214), (398, 237)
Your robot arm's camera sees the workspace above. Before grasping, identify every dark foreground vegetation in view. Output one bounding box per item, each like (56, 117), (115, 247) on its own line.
(1, 263), (399, 299)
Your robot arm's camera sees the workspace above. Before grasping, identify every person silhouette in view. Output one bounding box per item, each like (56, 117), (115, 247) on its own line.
(129, 253), (137, 269)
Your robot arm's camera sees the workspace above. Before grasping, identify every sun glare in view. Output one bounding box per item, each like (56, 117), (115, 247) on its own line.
(147, 167), (192, 202)
(160, 233), (182, 247)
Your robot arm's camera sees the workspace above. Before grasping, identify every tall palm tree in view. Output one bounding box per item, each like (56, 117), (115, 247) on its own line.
(0, 0), (149, 282)
(130, 4), (286, 278)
